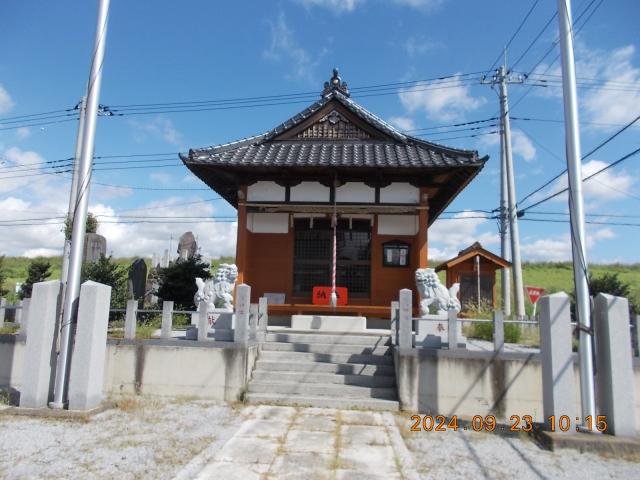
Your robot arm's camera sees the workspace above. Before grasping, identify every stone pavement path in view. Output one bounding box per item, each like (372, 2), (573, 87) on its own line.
(175, 405), (419, 480)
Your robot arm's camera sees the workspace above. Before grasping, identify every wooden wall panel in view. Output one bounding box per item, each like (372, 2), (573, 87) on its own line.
(371, 233), (417, 308)
(246, 231), (292, 303)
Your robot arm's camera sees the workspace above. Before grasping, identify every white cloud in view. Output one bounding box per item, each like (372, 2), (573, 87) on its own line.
(511, 129), (536, 162)
(393, 0), (445, 10)
(428, 211), (499, 260)
(521, 227), (616, 261)
(0, 147), (47, 194)
(398, 74), (486, 121)
(404, 36), (440, 57)
(93, 184), (134, 200)
(130, 115), (182, 145)
(388, 116), (415, 131)
(264, 13), (326, 83)
(296, 0), (363, 13)
(0, 84), (14, 114)
(15, 127), (31, 140)
(530, 159), (634, 205)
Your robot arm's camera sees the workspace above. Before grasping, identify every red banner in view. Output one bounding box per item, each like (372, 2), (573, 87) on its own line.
(312, 286), (348, 305)
(526, 286), (545, 304)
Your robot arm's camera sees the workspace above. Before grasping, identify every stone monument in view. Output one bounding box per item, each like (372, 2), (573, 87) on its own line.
(82, 233), (107, 263)
(128, 258), (148, 300)
(177, 231), (198, 260)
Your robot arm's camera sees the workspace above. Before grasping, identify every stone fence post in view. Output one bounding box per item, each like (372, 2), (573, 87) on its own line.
(257, 296), (268, 342)
(14, 299), (23, 325)
(234, 284), (250, 344)
(0, 297), (5, 328)
(19, 298), (31, 337)
(197, 300), (208, 342)
(593, 293), (636, 437)
(636, 315), (640, 358)
(447, 310), (458, 350)
(124, 299), (137, 340)
(161, 301), (174, 340)
(398, 289), (413, 349)
(19, 280), (62, 409)
(68, 281), (111, 411)
(493, 310), (504, 352)
(539, 292), (575, 433)
(390, 301), (399, 346)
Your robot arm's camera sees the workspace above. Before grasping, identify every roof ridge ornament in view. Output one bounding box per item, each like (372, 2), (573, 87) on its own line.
(321, 68), (350, 98)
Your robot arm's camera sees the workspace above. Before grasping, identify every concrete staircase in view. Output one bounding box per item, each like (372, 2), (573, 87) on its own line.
(245, 330), (399, 411)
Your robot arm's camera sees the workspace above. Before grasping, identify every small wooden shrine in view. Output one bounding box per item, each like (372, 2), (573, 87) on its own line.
(435, 242), (511, 309)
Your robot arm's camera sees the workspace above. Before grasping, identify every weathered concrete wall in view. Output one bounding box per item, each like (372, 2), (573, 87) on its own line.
(394, 348), (640, 430)
(2, 336), (259, 403)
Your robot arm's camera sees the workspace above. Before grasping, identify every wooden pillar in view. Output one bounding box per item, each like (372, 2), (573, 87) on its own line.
(418, 188), (429, 268)
(236, 186), (248, 286)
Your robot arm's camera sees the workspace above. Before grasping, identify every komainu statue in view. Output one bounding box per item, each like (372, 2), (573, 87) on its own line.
(194, 263), (239, 319)
(415, 268), (461, 316)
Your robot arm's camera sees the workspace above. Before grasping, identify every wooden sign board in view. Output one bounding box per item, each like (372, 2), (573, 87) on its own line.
(312, 286), (348, 305)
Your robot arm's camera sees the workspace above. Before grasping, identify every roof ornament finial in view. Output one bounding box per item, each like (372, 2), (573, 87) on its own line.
(321, 67), (350, 98)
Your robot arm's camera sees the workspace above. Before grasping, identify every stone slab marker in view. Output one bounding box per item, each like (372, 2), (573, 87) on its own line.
(636, 315), (640, 358)
(593, 293), (636, 437)
(390, 301), (399, 346)
(447, 310), (458, 350)
(19, 280), (61, 409)
(539, 292), (576, 432)
(124, 299), (137, 340)
(14, 299), (23, 325)
(257, 296), (268, 342)
(19, 298), (31, 337)
(161, 301), (174, 340)
(68, 281), (111, 411)
(234, 284), (250, 344)
(493, 310), (504, 352)
(0, 297), (5, 328)
(398, 289), (412, 349)
(249, 304), (258, 341)
(197, 300), (208, 342)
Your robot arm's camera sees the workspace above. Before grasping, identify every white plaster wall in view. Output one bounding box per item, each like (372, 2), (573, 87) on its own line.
(380, 183), (419, 204)
(336, 182), (375, 203)
(377, 215), (419, 235)
(247, 181), (286, 202)
(290, 182), (330, 202)
(246, 213), (289, 234)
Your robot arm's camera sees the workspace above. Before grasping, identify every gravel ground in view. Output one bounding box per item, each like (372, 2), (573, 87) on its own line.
(396, 414), (640, 479)
(0, 398), (244, 480)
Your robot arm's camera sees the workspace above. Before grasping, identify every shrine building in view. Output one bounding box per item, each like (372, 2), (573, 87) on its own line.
(181, 69), (487, 319)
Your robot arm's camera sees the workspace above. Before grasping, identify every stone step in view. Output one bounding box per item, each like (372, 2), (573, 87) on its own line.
(266, 332), (390, 346)
(247, 381), (398, 400)
(259, 350), (393, 366)
(251, 370), (396, 388)
(254, 360), (395, 376)
(244, 392), (399, 411)
(261, 341), (391, 356)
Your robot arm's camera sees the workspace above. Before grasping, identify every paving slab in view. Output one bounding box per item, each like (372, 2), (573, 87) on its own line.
(213, 436), (280, 464)
(293, 414), (337, 432)
(270, 451), (334, 478)
(284, 429), (336, 454)
(341, 424), (389, 446)
(251, 405), (297, 421)
(235, 418), (290, 438)
(339, 444), (398, 474)
(340, 410), (384, 425)
(195, 461), (270, 480)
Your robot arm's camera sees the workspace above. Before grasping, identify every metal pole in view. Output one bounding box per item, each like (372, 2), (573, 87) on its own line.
(50, 0), (110, 409)
(60, 96), (87, 284)
(499, 65), (526, 319)
(475, 255), (481, 306)
(500, 107), (512, 317)
(557, 0), (595, 424)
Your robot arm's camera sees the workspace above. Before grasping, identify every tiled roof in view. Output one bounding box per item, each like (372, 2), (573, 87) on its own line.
(187, 141), (483, 169)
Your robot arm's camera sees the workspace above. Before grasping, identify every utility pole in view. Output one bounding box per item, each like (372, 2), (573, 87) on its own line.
(499, 100), (511, 317)
(50, 0), (111, 409)
(483, 63), (526, 319)
(60, 96), (87, 284)
(557, 0), (595, 425)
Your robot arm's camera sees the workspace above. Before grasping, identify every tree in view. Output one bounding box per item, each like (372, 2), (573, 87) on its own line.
(588, 272), (631, 298)
(82, 254), (129, 308)
(63, 212), (98, 240)
(157, 255), (211, 310)
(19, 258), (52, 299)
(0, 256), (8, 297)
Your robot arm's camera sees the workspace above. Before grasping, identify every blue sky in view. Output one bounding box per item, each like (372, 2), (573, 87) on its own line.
(0, 0), (639, 263)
